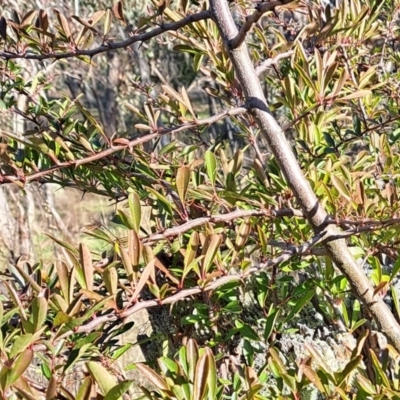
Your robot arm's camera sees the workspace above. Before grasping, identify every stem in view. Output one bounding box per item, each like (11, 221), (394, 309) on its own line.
(209, 0), (400, 351)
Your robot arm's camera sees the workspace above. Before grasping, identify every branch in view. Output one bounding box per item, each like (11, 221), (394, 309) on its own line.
(1, 105), (247, 185)
(143, 207), (304, 244)
(255, 50), (294, 76)
(229, 0), (296, 49)
(0, 11), (211, 61)
(60, 231), (324, 337)
(210, 0), (400, 352)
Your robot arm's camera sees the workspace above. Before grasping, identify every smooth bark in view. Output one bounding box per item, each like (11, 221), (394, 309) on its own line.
(209, 0), (400, 351)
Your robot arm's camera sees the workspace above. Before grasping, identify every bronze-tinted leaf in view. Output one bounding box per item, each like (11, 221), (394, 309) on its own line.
(135, 363), (168, 391)
(54, 10), (72, 41)
(131, 259), (155, 301)
(36, 9), (48, 32)
(103, 267), (118, 296)
(112, 1), (126, 26)
(193, 352), (208, 400)
(176, 165), (190, 204)
(87, 10), (106, 26)
(20, 10), (37, 28)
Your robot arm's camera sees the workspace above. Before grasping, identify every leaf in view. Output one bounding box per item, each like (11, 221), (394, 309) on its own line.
(176, 165), (191, 204)
(56, 261), (72, 305)
(0, 17), (7, 41)
(37, 9), (48, 32)
(202, 235), (221, 275)
(120, 243), (134, 281)
(337, 90), (371, 102)
(336, 356), (362, 386)
(112, 1), (126, 26)
(128, 191), (141, 233)
(46, 233), (78, 255)
(104, 380), (132, 400)
(128, 229), (141, 267)
(20, 10), (37, 28)
(301, 365), (326, 393)
(131, 260), (156, 301)
(391, 254), (400, 282)
(8, 349), (33, 385)
(331, 175), (351, 201)
(193, 352), (209, 400)
(235, 320), (260, 341)
(87, 10), (106, 26)
(135, 363), (169, 390)
(235, 219), (251, 249)
(369, 349), (391, 388)
(104, 267), (118, 296)
(76, 377), (93, 400)
(104, 8), (112, 36)
(31, 296), (48, 332)
(264, 307), (280, 341)
(205, 348), (217, 400)
(46, 376), (57, 400)
(54, 10), (72, 41)
(187, 339), (199, 382)
(80, 243), (93, 291)
(285, 289), (316, 322)
(10, 334), (34, 359)
(87, 362), (118, 395)
(205, 150), (217, 187)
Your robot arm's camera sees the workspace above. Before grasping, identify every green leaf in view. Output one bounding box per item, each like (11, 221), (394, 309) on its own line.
(205, 348), (217, 400)
(104, 380), (133, 400)
(76, 377), (93, 400)
(9, 334), (33, 359)
(8, 349), (33, 385)
(87, 361), (118, 395)
(336, 355), (362, 386)
(235, 320), (260, 341)
(285, 288), (316, 322)
(128, 191), (141, 233)
(202, 235), (221, 275)
(391, 254), (400, 282)
(32, 295), (48, 332)
(264, 307), (280, 341)
(205, 150), (217, 187)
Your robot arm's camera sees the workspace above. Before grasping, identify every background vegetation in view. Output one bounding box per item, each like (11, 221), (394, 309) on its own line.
(1, 0), (400, 399)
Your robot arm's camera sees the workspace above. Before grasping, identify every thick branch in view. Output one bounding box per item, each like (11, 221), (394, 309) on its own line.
(230, 0), (296, 49)
(210, 0), (400, 351)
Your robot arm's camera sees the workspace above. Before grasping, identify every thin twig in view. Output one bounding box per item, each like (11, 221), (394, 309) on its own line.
(255, 50), (294, 76)
(0, 105), (248, 185)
